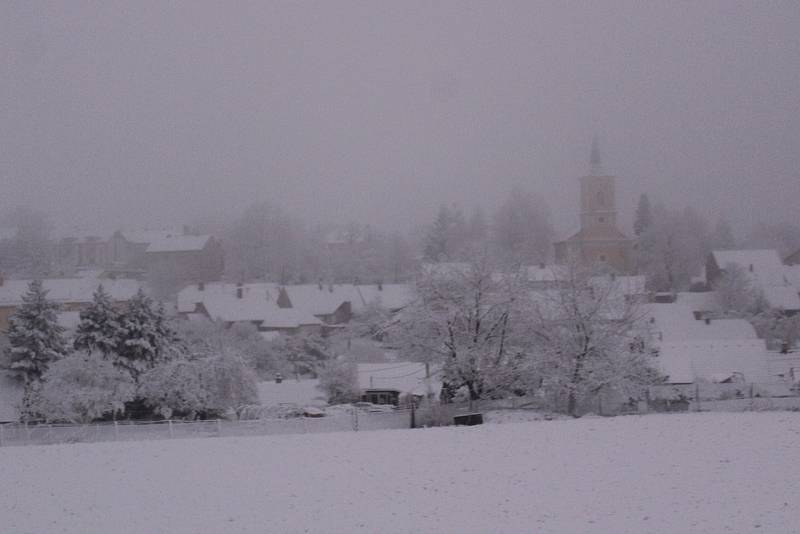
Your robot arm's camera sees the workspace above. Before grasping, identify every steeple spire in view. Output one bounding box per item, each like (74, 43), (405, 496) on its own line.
(589, 135), (602, 176)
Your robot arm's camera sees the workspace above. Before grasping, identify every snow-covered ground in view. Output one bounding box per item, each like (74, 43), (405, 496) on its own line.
(1, 412), (798, 534)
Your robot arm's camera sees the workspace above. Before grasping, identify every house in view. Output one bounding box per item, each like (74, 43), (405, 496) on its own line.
(277, 284), (354, 325)
(645, 303), (771, 384)
(0, 276), (142, 331)
(145, 233), (224, 288)
(357, 362), (440, 405)
(705, 249), (800, 312)
(177, 282), (323, 335)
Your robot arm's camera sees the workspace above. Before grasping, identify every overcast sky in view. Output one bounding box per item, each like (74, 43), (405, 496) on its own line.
(2, 1), (799, 237)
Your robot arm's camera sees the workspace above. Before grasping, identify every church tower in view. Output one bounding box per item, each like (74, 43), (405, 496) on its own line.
(554, 138), (632, 272)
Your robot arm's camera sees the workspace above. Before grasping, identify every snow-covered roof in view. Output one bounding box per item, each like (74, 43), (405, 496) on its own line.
(523, 265), (564, 283)
(201, 296), (321, 329)
(762, 286), (800, 311)
(644, 304), (758, 343)
(712, 249), (789, 287)
(0, 278), (143, 306)
(656, 340), (769, 384)
(675, 291), (719, 312)
(281, 285), (356, 316)
(117, 228), (182, 245)
(177, 282), (281, 314)
(357, 362), (441, 396)
(644, 303), (769, 384)
(257, 379), (326, 407)
(352, 284), (413, 313)
(145, 234), (212, 253)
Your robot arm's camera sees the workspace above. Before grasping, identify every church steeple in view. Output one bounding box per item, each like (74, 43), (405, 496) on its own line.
(589, 135), (603, 176)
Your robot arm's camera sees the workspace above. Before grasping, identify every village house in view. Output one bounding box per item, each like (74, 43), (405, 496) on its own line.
(357, 362), (441, 406)
(645, 303), (771, 384)
(177, 282), (323, 336)
(705, 249), (800, 313)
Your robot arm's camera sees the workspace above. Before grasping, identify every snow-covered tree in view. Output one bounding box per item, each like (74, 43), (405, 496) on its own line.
(423, 204), (457, 262)
(317, 359), (360, 404)
(3, 280), (67, 385)
(492, 186), (553, 265)
(635, 204), (706, 291)
(36, 352), (135, 424)
(73, 285), (122, 356)
(397, 258), (527, 401)
(138, 353), (258, 419)
(713, 263), (768, 318)
(709, 218), (736, 250)
(525, 264), (662, 416)
(115, 289), (178, 382)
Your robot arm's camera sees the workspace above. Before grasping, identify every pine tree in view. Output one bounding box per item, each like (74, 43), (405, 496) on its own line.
(74, 285), (122, 356)
(633, 194), (653, 236)
(4, 280), (67, 385)
(115, 289), (177, 382)
(423, 204), (454, 262)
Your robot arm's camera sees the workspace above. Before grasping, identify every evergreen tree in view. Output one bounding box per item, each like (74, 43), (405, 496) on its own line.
(423, 204), (454, 262)
(633, 194), (653, 236)
(4, 280), (67, 385)
(74, 285), (122, 356)
(115, 289), (177, 382)
(710, 218), (736, 250)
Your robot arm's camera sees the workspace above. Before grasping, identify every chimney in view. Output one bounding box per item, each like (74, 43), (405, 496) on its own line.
(749, 264), (754, 273)
(236, 287), (243, 299)
(704, 318), (711, 325)
(198, 281), (205, 291)
(318, 280), (323, 290)
(377, 281), (383, 291)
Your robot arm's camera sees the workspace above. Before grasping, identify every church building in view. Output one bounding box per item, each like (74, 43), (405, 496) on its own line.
(554, 139), (632, 273)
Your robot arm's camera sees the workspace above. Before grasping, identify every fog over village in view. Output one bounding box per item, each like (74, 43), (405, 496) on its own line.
(1, 2), (799, 534)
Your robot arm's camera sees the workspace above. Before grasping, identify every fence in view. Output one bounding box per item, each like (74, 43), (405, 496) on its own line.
(0, 407), (416, 448)
(647, 381), (800, 413)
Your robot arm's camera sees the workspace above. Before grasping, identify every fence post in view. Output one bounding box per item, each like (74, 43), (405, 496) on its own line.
(0, 424), (4, 447)
(25, 421), (31, 444)
(410, 403), (416, 429)
(168, 420), (174, 439)
(114, 421), (119, 441)
(352, 407), (359, 432)
(216, 419), (222, 437)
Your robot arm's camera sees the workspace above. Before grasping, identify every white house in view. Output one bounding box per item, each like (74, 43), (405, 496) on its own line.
(645, 303), (771, 384)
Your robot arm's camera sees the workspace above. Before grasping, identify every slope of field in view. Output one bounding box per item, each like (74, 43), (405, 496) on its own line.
(1, 412), (798, 534)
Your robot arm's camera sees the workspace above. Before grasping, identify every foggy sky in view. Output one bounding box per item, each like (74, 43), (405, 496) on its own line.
(2, 1), (799, 237)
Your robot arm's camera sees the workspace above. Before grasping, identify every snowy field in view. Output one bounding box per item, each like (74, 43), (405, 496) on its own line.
(1, 412), (798, 534)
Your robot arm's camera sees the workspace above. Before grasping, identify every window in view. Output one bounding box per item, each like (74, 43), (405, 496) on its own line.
(598, 217), (605, 223)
